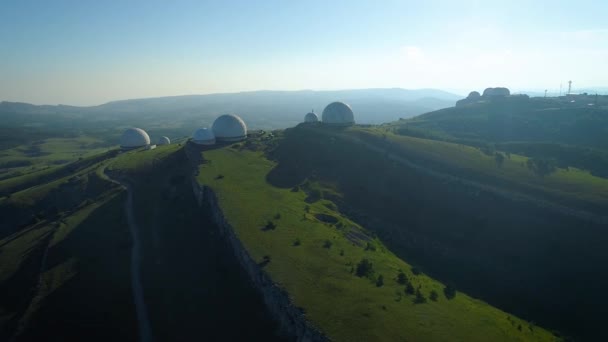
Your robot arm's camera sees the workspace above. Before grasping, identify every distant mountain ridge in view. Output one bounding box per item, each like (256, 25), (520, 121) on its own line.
(0, 88), (462, 127)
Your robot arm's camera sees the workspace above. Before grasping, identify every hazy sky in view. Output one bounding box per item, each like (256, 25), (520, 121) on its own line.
(1, 0), (607, 105)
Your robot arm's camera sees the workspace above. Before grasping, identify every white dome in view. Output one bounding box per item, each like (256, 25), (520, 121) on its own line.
(157, 136), (170, 145)
(212, 114), (247, 141)
(192, 128), (216, 145)
(322, 102), (355, 125)
(483, 87), (510, 97)
(120, 128), (150, 149)
(304, 111), (319, 123)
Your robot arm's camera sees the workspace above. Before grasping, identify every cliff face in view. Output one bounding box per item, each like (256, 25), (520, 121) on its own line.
(191, 179), (327, 342)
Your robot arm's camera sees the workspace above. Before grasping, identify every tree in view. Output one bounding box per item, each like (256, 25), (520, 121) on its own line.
(405, 282), (415, 295)
(430, 290), (438, 301)
(443, 285), (456, 300)
(414, 288), (427, 304)
(397, 270), (408, 285)
(355, 258), (374, 278)
(376, 275), (384, 287)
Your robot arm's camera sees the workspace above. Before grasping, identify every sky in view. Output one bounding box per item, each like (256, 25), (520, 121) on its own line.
(1, 0), (607, 105)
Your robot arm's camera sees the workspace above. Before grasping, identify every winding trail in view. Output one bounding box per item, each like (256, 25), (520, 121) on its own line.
(102, 166), (154, 342)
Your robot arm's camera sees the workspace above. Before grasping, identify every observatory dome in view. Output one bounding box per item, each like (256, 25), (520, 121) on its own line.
(157, 136), (171, 145)
(212, 114), (247, 142)
(321, 102), (355, 125)
(192, 128), (216, 145)
(468, 91), (481, 99)
(120, 128), (150, 149)
(304, 111), (319, 123)
(483, 87), (510, 97)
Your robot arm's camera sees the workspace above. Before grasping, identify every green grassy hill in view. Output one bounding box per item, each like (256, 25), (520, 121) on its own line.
(196, 132), (559, 341)
(0, 151), (137, 341)
(388, 96), (608, 179)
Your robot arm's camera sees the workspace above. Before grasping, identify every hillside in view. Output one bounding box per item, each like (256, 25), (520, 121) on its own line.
(195, 130), (558, 341)
(389, 95), (608, 178)
(0, 144), (281, 341)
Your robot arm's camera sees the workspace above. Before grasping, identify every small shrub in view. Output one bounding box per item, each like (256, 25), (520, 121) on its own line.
(262, 221), (277, 231)
(405, 283), (415, 295)
(215, 174), (225, 180)
(293, 238), (301, 246)
(430, 290), (438, 301)
(443, 285), (456, 300)
(259, 255), (271, 267)
(339, 249), (344, 256)
(365, 242), (376, 251)
(414, 289), (427, 304)
(376, 275), (384, 287)
(274, 213), (281, 219)
(323, 240), (333, 249)
(397, 270), (408, 285)
(355, 258), (374, 278)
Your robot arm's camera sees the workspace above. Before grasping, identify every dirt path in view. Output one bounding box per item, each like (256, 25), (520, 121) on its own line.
(103, 167), (154, 342)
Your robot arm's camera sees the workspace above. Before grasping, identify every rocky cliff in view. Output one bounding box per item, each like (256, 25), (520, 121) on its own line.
(191, 179), (327, 342)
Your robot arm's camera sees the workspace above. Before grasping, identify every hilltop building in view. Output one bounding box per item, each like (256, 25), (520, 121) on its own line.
(212, 114), (247, 142)
(192, 128), (216, 145)
(482, 87), (511, 97)
(322, 102), (355, 125)
(157, 136), (170, 145)
(120, 128), (150, 150)
(304, 110), (319, 123)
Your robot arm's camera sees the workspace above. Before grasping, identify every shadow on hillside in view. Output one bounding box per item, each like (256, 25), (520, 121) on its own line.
(16, 192), (137, 342)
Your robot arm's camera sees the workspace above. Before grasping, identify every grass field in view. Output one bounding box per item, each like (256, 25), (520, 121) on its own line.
(197, 146), (557, 342)
(346, 127), (608, 213)
(0, 136), (111, 180)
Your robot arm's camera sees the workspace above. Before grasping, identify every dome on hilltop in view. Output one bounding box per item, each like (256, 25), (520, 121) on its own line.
(321, 102), (355, 125)
(468, 91), (481, 98)
(120, 128), (150, 149)
(483, 87), (511, 97)
(192, 128), (216, 145)
(212, 114), (247, 142)
(157, 136), (171, 145)
(304, 111), (319, 123)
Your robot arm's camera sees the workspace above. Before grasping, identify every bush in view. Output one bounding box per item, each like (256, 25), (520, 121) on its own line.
(365, 242), (376, 251)
(443, 285), (456, 300)
(397, 270), (408, 285)
(339, 249), (344, 256)
(293, 238), (301, 246)
(376, 275), (384, 287)
(215, 174), (225, 180)
(323, 240), (332, 249)
(263, 221), (277, 231)
(414, 289), (427, 304)
(526, 158), (557, 177)
(405, 282), (415, 295)
(430, 290), (438, 301)
(274, 213), (281, 219)
(355, 258), (374, 278)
